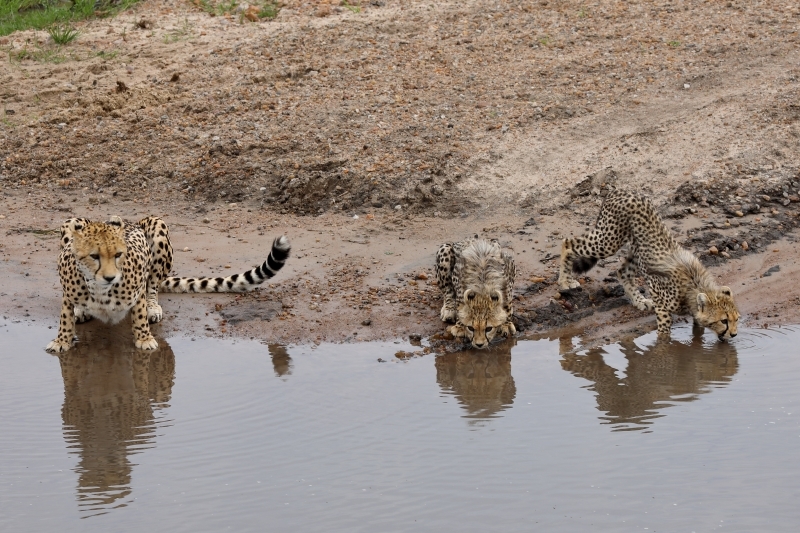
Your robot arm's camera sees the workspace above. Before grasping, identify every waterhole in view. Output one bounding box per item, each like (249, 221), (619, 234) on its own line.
(1, 320), (798, 532)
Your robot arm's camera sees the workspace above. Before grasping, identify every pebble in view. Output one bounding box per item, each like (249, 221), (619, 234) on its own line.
(416, 272), (428, 280)
(720, 251), (731, 259)
(361, 319), (372, 326)
(183, 247), (190, 252)
(741, 241), (749, 251)
(202, 218), (210, 223)
(708, 246), (719, 255)
(734, 210), (744, 217)
(394, 205), (402, 210)
(683, 83), (690, 89)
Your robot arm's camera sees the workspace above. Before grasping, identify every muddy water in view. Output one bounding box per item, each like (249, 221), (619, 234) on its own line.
(2, 321), (799, 532)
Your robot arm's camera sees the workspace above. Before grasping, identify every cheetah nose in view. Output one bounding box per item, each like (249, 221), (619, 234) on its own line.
(473, 341), (485, 349)
(103, 275), (116, 283)
(729, 332), (737, 338)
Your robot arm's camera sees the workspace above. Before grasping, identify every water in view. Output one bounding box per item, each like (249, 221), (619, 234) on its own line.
(1, 320), (799, 532)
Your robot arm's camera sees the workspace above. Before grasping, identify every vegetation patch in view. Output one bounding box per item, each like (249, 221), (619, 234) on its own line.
(0, 0), (142, 37)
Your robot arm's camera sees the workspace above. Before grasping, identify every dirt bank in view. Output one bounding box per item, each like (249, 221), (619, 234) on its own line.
(1, 0), (800, 348)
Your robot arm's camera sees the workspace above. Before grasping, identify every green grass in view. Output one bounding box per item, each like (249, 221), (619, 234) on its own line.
(192, 0), (280, 20)
(47, 21), (78, 43)
(0, 0), (142, 37)
(668, 40), (682, 47)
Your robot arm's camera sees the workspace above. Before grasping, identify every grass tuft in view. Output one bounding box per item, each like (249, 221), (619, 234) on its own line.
(47, 22), (78, 44)
(0, 0), (143, 37)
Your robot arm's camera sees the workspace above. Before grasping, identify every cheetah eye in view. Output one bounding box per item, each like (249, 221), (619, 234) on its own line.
(491, 295), (499, 302)
(721, 319), (728, 325)
(467, 293), (476, 300)
(115, 252), (123, 259)
(485, 326), (494, 333)
(466, 326), (475, 332)
(89, 253), (100, 261)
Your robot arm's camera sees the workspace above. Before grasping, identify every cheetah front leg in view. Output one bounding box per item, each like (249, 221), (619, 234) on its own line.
(498, 321), (516, 338)
(654, 307), (673, 339)
(618, 256), (654, 311)
(46, 296), (77, 353)
(131, 294), (158, 351)
(436, 243), (458, 322)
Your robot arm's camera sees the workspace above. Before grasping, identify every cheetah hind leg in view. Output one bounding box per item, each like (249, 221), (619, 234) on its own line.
(618, 257), (654, 311)
(436, 243), (458, 322)
(558, 238), (597, 290)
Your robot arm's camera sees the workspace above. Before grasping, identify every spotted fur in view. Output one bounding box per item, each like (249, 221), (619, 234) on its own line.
(558, 191), (740, 340)
(46, 216), (290, 353)
(435, 237), (516, 349)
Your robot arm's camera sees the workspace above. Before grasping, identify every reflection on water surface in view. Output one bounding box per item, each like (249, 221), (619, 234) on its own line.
(58, 325), (174, 516)
(435, 339), (516, 422)
(560, 325), (739, 431)
(2, 322), (800, 533)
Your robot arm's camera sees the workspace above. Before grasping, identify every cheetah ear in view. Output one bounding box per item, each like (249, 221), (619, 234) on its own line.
(106, 216), (123, 227)
(696, 293), (709, 312)
(719, 286), (732, 297)
(463, 289), (476, 303)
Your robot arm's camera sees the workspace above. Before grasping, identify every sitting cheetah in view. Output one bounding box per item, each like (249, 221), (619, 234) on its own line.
(46, 216), (290, 353)
(436, 237), (516, 349)
(558, 191), (740, 340)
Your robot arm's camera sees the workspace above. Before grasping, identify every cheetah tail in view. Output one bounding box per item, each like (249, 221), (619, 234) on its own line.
(572, 256), (598, 274)
(160, 235), (291, 293)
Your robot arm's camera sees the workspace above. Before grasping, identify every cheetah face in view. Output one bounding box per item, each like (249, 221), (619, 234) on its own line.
(695, 286), (740, 341)
(457, 289), (508, 349)
(73, 225), (127, 289)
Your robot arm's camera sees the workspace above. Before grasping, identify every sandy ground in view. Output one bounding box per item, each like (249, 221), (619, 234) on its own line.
(1, 0), (800, 349)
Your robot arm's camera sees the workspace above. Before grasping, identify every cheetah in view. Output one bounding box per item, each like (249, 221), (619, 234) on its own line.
(46, 216), (290, 353)
(435, 237), (516, 349)
(558, 191), (740, 340)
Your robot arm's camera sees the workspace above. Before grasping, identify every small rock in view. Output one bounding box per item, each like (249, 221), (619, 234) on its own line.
(720, 251), (731, 259)
(416, 272), (428, 281)
(741, 241), (749, 251)
(708, 246), (719, 255)
(762, 265), (780, 277)
(683, 83), (691, 89)
(183, 247), (190, 252)
(394, 205), (402, 210)
(735, 210), (744, 217)
(202, 218), (210, 223)
(361, 318), (372, 326)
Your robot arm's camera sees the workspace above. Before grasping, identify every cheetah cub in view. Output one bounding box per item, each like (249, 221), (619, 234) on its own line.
(436, 237), (516, 349)
(558, 191), (740, 340)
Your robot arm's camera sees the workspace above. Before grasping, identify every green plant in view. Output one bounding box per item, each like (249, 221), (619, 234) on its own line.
(257, 1), (279, 19)
(577, 6), (588, 18)
(47, 23), (78, 44)
(1, 0), (143, 37)
(342, 0), (361, 13)
(668, 40), (681, 47)
(538, 35), (552, 47)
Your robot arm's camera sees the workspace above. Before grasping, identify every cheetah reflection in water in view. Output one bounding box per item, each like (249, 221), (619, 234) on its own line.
(435, 338), (517, 423)
(57, 323), (175, 516)
(559, 326), (738, 431)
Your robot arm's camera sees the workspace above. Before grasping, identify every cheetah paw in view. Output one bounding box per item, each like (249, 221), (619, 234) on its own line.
(447, 324), (467, 338)
(498, 322), (517, 337)
(46, 340), (73, 353)
(558, 277), (581, 290)
(135, 337), (159, 351)
(74, 306), (92, 324)
(440, 306), (457, 323)
(634, 299), (655, 311)
(147, 304), (164, 324)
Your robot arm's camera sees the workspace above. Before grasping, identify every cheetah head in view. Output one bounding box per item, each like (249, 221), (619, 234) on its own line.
(72, 221), (126, 289)
(453, 288), (509, 349)
(694, 286), (740, 341)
